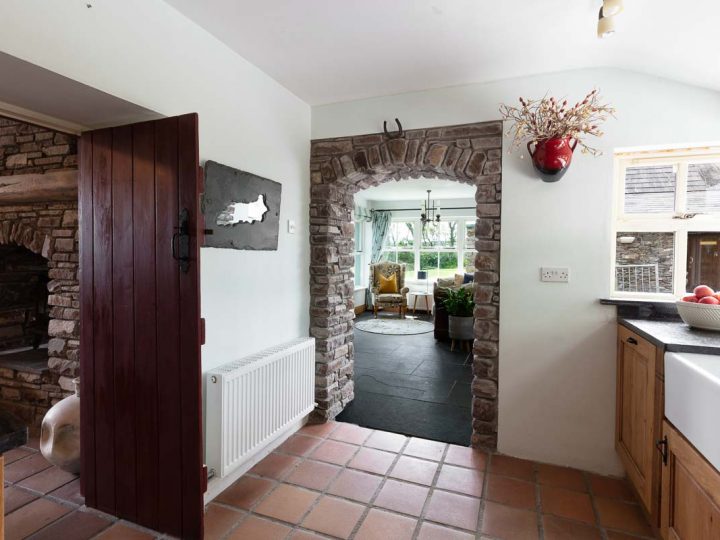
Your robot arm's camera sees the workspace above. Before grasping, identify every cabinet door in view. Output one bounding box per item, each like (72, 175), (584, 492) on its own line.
(616, 326), (657, 512)
(661, 421), (720, 539)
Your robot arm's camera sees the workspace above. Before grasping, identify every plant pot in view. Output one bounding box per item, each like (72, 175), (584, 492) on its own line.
(527, 137), (577, 182)
(40, 377), (80, 474)
(448, 315), (474, 341)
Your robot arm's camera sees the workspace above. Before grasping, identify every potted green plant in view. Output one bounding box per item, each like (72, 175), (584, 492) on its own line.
(443, 287), (474, 341)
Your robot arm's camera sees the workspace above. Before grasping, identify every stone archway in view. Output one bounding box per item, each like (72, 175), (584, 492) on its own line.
(309, 121), (502, 448)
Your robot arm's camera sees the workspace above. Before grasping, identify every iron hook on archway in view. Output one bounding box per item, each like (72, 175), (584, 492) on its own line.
(383, 118), (404, 139)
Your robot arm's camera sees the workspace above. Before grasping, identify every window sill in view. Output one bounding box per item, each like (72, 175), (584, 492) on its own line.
(600, 297), (677, 306)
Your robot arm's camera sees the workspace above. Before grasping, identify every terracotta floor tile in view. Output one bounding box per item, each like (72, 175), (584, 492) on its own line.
(4, 452), (53, 483)
(298, 420), (338, 439)
(289, 530), (327, 540)
(374, 479), (430, 516)
(4, 485), (38, 515)
(489, 454), (535, 481)
(482, 501), (539, 540)
(3, 447), (34, 465)
(203, 502), (244, 540)
(543, 515), (602, 540)
(309, 439), (358, 465)
(301, 495), (365, 539)
(329, 422), (373, 445)
(4, 497), (72, 540)
(389, 455), (439, 485)
(537, 463), (586, 492)
(227, 515), (291, 540)
(92, 522), (157, 540)
(215, 475), (275, 510)
(18, 466), (77, 494)
(254, 484), (319, 524)
(541, 485), (595, 525)
(486, 474), (537, 510)
(327, 468), (383, 503)
(595, 498), (653, 537)
(249, 452), (301, 480)
(404, 437), (447, 461)
(588, 474), (635, 502)
(417, 521), (475, 540)
(48, 478), (84, 506)
(444, 445), (488, 470)
(286, 459), (341, 491)
(365, 430), (407, 452)
(355, 508), (417, 540)
(424, 490), (481, 531)
(27, 509), (113, 540)
(277, 434), (322, 457)
(348, 447), (396, 475)
(436, 464), (484, 497)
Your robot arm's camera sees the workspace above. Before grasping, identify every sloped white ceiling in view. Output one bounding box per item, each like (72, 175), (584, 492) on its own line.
(163, 0), (720, 105)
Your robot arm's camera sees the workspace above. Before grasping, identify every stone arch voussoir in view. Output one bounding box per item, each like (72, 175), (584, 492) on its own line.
(309, 121), (503, 449)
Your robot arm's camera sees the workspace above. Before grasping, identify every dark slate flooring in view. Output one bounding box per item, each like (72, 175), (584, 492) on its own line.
(336, 311), (473, 446)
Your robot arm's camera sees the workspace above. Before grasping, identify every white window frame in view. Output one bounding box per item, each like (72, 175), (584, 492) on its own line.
(611, 146), (720, 300)
(382, 217), (475, 279)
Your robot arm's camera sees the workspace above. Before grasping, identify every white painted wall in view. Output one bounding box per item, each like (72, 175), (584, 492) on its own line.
(0, 1), (311, 373)
(313, 68), (720, 474)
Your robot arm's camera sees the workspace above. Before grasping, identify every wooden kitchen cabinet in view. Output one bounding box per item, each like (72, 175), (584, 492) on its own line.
(616, 325), (664, 525)
(661, 420), (720, 539)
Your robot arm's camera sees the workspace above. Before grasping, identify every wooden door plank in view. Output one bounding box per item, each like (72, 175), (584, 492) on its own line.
(154, 117), (183, 535)
(131, 121), (159, 529)
(79, 132), (95, 504)
(111, 125), (136, 521)
(91, 128), (115, 513)
(178, 113), (203, 538)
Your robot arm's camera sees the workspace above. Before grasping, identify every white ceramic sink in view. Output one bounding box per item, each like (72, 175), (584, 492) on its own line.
(665, 352), (720, 471)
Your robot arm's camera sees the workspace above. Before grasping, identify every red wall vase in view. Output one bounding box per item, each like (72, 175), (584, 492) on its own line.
(527, 137), (577, 182)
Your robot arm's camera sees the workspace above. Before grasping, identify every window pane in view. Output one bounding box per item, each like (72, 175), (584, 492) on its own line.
(354, 254), (362, 286)
(615, 232), (674, 293)
(687, 233), (720, 292)
(464, 221), (476, 250)
(397, 251), (415, 272)
(379, 250), (396, 263)
(624, 165), (676, 214)
(421, 222), (458, 248)
(439, 252), (458, 277)
(420, 251), (438, 271)
(687, 163), (720, 213)
(384, 222), (414, 248)
(354, 221), (363, 251)
(463, 250), (477, 272)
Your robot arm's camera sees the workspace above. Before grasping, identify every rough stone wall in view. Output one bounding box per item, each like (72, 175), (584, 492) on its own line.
(0, 117), (77, 175)
(309, 121), (503, 448)
(616, 232), (674, 293)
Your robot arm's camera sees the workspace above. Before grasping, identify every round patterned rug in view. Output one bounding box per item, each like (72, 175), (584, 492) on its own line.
(355, 317), (434, 335)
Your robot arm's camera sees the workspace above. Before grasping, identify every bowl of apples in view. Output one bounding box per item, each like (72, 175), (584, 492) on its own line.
(677, 285), (720, 331)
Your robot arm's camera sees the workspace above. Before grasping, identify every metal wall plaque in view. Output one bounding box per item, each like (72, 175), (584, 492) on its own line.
(202, 160), (282, 250)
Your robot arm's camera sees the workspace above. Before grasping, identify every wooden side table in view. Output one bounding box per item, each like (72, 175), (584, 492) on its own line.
(412, 292), (432, 315)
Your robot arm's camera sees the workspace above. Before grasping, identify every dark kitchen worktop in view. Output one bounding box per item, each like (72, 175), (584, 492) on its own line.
(619, 318), (720, 355)
(0, 410), (27, 454)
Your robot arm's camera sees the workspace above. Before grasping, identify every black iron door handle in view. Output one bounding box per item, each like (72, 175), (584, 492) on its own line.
(172, 208), (190, 273)
(627, 337), (638, 345)
(656, 436), (668, 465)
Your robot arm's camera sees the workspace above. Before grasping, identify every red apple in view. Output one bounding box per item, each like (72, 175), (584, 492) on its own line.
(682, 294), (699, 303)
(694, 285), (715, 299)
(698, 296), (720, 305)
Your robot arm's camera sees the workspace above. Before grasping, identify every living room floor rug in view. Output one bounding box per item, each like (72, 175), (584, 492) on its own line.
(355, 317), (434, 335)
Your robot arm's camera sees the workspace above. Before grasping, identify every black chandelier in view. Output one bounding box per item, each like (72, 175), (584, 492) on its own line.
(420, 190), (441, 225)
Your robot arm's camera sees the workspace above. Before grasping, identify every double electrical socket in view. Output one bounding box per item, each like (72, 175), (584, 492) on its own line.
(540, 267), (570, 283)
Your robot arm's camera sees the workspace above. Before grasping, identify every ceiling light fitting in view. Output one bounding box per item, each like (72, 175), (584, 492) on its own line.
(420, 190), (441, 225)
(597, 0), (623, 39)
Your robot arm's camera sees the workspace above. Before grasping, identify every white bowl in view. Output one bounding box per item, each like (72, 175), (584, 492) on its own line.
(676, 300), (720, 331)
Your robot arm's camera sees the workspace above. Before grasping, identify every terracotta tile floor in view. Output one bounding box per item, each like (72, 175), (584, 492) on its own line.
(4, 424), (657, 540)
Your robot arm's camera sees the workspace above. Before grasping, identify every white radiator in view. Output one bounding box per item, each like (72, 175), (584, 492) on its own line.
(205, 338), (315, 479)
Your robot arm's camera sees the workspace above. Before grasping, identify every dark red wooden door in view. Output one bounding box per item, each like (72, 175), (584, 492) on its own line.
(79, 114), (204, 539)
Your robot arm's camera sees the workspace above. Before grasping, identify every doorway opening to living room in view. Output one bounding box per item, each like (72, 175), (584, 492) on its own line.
(337, 178), (478, 445)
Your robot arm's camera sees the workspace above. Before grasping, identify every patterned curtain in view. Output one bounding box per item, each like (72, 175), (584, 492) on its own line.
(366, 210), (392, 306)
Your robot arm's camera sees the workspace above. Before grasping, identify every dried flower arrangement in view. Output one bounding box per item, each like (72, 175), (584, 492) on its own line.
(499, 89), (615, 156)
